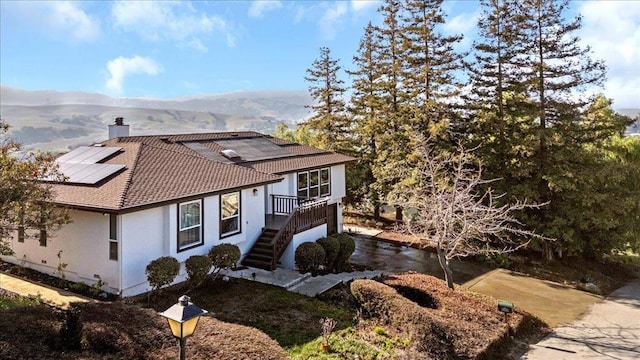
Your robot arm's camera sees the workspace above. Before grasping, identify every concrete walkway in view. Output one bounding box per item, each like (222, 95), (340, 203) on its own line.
(521, 280), (640, 359)
(221, 267), (385, 297)
(0, 272), (91, 309)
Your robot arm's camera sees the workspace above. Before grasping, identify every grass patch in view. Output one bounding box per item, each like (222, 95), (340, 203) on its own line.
(137, 277), (353, 348)
(0, 291), (41, 310)
(289, 328), (384, 360)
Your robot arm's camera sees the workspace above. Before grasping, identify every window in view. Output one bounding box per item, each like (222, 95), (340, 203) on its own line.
(178, 200), (203, 251)
(109, 214), (118, 261)
(297, 168), (331, 199)
(220, 192), (240, 237)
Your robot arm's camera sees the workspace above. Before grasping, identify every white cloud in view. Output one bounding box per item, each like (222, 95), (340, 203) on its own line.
(50, 1), (100, 42)
(579, 1), (640, 108)
(111, 1), (235, 51)
(105, 56), (163, 95)
(319, 2), (349, 40)
(443, 10), (480, 51)
(10, 1), (100, 42)
(248, 1), (282, 18)
(351, 0), (380, 13)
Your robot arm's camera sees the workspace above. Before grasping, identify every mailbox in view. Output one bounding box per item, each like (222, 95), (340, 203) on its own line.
(497, 300), (514, 314)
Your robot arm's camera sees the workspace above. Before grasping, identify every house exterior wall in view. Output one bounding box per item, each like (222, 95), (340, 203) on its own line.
(1, 210), (119, 292)
(279, 224), (328, 270)
(119, 187), (266, 297)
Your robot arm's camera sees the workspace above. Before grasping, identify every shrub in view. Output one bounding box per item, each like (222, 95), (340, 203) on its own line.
(145, 256), (180, 292)
(317, 236), (340, 271)
(208, 244), (241, 278)
(185, 255), (212, 286)
(334, 234), (356, 269)
(295, 242), (326, 274)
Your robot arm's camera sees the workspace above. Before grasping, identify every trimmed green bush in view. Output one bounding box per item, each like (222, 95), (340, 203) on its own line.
(145, 256), (180, 292)
(185, 255), (212, 286)
(295, 242), (326, 274)
(208, 244), (241, 278)
(317, 236), (340, 271)
(334, 234), (356, 269)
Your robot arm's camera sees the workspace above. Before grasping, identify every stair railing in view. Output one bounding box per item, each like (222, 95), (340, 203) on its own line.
(270, 199), (328, 269)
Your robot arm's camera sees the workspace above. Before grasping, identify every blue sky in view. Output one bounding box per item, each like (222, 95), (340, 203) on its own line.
(1, 1), (638, 108)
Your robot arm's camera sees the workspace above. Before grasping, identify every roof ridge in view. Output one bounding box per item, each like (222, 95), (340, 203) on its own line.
(117, 143), (143, 209)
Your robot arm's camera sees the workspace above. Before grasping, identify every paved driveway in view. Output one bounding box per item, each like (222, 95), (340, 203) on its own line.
(521, 280), (640, 359)
(463, 269), (603, 328)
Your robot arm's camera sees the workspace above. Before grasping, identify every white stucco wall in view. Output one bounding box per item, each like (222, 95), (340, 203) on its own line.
(1, 210), (119, 292)
(279, 224), (327, 269)
(119, 187), (266, 297)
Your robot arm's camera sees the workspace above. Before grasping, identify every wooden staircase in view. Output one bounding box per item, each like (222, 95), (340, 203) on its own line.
(242, 196), (329, 271)
(242, 229), (278, 270)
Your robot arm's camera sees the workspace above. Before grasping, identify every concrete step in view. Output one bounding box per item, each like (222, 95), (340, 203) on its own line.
(242, 259), (272, 270)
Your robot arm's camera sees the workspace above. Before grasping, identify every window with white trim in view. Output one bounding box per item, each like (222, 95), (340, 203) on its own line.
(178, 200), (203, 251)
(109, 214), (118, 261)
(297, 168), (331, 199)
(220, 192), (240, 237)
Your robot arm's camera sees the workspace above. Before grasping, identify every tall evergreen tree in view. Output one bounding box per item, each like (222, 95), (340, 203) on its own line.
(467, 0), (537, 190)
(510, 0), (627, 259)
(347, 23), (385, 218)
(371, 0), (412, 221)
(303, 47), (349, 152)
(401, 0), (464, 141)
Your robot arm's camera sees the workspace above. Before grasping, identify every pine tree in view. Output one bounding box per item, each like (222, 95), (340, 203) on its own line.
(401, 0), (464, 141)
(467, 0), (536, 189)
(347, 23), (385, 218)
(371, 0), (412, 221)
(303, 47), (349, 152)
(511, 0), (623, 259)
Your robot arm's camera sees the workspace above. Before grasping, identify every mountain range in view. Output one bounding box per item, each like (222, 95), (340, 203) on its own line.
(0, 86), (313, 153)
(0, 85), (638, 153)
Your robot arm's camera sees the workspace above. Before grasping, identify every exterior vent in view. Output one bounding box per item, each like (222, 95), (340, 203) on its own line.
(221, 149), (241, 160)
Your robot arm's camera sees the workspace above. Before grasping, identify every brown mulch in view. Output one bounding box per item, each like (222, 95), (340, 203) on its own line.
(0, 300), (287, 360)
(351, 273), (549, 359)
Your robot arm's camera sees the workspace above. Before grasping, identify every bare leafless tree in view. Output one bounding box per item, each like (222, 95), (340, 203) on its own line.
(389, 142), (551, 289)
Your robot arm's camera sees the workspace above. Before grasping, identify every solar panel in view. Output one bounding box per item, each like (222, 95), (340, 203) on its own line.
(56, 146), (122, 164)
(214, 137), (293, 161)
(76, 164), (125, 185)
(47, 146), (126, 185)
(182, 142), (231, 163)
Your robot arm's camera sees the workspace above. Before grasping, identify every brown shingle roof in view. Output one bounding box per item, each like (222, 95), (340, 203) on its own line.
(50, 131), (354, 212)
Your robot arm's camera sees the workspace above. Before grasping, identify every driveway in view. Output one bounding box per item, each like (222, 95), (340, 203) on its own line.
(521, 280), (640, 359)
(463, 269), (603, 328)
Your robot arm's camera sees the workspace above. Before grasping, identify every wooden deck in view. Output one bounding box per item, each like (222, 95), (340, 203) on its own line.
(265, 214), (289, 230)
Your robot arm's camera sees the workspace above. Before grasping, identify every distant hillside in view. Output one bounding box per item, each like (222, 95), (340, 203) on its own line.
(0, 86), (313, 153)
(618, 108), (640, 135)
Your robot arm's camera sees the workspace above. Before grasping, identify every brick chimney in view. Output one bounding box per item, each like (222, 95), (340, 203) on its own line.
(108, 117), (130, 139)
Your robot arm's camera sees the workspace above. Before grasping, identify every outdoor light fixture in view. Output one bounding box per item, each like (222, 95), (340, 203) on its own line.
(159, 295), (208, 360)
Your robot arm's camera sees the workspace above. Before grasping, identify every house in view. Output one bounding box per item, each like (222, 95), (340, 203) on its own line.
(1, 119), (354, 297)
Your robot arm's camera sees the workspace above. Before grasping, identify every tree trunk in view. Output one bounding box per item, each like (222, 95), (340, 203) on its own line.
(542, 242), (554, 262)
(395, 206), (403, 222)
(436, 244), (455, 289)
(373, 203), (380, 221)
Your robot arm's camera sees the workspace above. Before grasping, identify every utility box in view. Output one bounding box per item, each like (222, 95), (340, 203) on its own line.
(498, 300), (514, 314)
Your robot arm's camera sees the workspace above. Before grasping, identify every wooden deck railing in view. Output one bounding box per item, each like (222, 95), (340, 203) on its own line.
(271, 194), (312, 215)
(270, 199), (328, 269)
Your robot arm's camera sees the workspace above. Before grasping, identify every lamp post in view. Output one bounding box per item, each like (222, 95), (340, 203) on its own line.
(159, 295), (208, 360)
